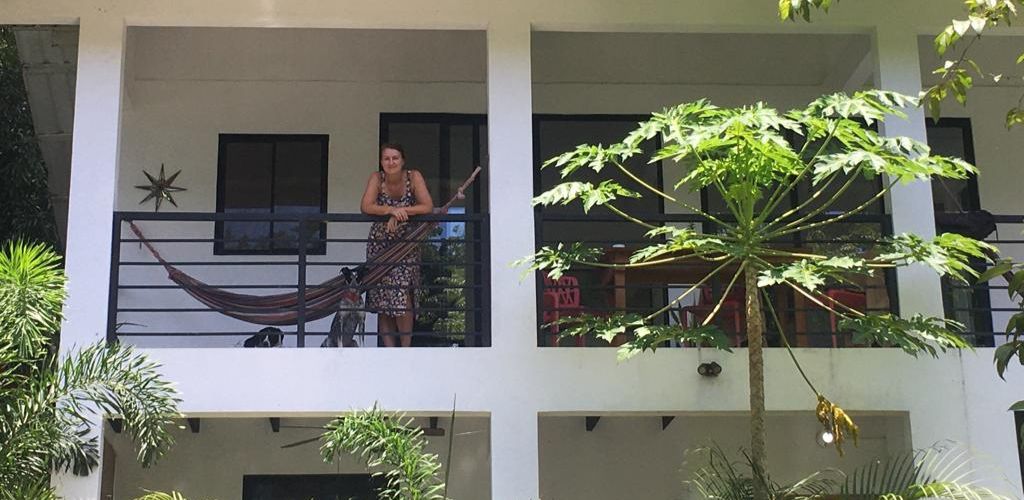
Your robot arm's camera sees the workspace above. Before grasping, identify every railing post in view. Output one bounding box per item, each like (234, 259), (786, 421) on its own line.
(296, 217), (307, 348)
(480, 214), (491, 347)
(106, 213), (122, 345)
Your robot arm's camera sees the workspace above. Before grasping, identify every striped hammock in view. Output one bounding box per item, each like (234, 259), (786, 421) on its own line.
(126, 167), (481, 326)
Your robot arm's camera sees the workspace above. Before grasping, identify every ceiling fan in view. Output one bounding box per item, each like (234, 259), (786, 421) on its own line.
(279, 417), (446, 449)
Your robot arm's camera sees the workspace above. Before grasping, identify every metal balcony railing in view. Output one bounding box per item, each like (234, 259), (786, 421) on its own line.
(535, 211), (898, 348)
(939, 213), (1024, 347)
(108, 211), (490, 348)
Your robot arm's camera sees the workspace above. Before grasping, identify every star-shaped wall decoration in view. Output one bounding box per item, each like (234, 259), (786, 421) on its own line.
(135, 164), (186, 211)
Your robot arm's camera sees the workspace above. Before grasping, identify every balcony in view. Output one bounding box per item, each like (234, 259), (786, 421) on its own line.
(535, 212), (897, 348)
(109, 211), (490, 348)
(536, 209), (1022, 349)
(938, 212), (1024, 347)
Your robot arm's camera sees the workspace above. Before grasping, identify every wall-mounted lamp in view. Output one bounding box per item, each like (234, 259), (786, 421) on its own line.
(816, 428), (836, 447)
(697, 361), (722, 377)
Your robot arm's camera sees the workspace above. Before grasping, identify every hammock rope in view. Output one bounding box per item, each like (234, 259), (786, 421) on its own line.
(126, 167), (482, 326)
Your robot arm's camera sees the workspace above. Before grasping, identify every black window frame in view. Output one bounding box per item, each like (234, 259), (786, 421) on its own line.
(927, 117), (981, 212)
(532, 114), (667, 346)
(926, 117), (993, 347)
(379, 113), (491, 347)
(214, 133), (329, 256)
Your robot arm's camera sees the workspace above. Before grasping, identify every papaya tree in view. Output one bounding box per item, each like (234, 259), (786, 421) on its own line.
(518, 90), (991, 500)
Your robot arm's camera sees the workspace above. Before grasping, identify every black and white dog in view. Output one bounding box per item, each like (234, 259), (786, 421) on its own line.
(243, 326), (284, 348)
(321, 267), (365, 348)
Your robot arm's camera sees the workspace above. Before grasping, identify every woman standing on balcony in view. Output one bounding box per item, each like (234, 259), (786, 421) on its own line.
(360, 143), (434, 347)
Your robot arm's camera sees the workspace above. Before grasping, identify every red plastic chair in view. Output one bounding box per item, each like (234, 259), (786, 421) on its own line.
(543, 275), (585, 347)
(680, 285), (745, 347)
(826, 288), (867, 348)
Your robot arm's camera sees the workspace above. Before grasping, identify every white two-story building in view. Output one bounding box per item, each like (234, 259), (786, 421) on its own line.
(5, 0), (1024, 498)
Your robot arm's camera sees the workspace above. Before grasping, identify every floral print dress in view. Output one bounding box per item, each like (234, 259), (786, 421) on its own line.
(365, 170), (420, 318)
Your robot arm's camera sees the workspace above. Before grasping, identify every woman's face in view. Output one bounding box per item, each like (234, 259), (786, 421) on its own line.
(380, 148), (405, 175)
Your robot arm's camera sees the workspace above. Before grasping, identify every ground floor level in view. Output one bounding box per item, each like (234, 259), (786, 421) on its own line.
(99, 412), (947, 500)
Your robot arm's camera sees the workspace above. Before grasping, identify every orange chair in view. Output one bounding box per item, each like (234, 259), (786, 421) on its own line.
(680, 285), (745, 347)
(542, 275), (586, 347)
(825, 288), (867, 348)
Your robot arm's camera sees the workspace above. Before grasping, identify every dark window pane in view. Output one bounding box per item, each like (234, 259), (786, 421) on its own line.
(927, 124), (975, 212)
(274, 140), (323, 210)
(217, 135), (327, 254)
(388, 123), (442, 200)
(222, 141), (273, 252)
(223, 142), (274, 210)
(242, 474), (382, 500)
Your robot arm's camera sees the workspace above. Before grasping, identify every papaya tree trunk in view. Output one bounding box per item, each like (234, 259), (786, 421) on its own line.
(745, 265), (768, 500)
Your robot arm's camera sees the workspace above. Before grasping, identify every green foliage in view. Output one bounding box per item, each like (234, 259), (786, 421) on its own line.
(0, 27), (59, 247)
(838, 443), (1010, 499)
(838, 314), (972, 356)
(0, 242), (180, 498)
(757, 256), (869, 291)
(135, 492), (192, 500)
(779, 0), (1024, 128)
(778, 0), (837, 22)
(321, 405), (447, 500)
(975, 262), (1024, 377)
(685, 444), (838, 499)
(548, 312), (733, 360)
(878, 233), (996, 283)
(519, 92), (983, 482)
(685, 442), (1010, 499)
(416, 228), (469, 343)
(513, 242), (603, 281)
(531, 180), (641, 213)
(519, 91), (978, 358)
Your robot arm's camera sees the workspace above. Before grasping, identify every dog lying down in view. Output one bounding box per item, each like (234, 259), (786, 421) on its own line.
(321, 266), (365, 348)
(243, 326), (283, 348)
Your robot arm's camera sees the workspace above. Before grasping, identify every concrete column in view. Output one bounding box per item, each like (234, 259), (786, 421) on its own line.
(873, 27), (945, 319)
(491, 408), (541, 499)
(486, 19), (537, 352)
(486, 19), (541, 499)
(52, 12), (126, 500)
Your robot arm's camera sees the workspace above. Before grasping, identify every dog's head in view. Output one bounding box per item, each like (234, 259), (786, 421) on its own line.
(243, 326), (283, 348)
(340, 266), (364, 287)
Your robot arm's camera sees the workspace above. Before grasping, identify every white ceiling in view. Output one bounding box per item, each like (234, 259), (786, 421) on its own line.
(532, 31), (873, 87)
(14, 26), (77, 248)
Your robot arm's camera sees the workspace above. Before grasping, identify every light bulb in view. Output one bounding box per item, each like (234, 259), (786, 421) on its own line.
(816, 429), (835, 447)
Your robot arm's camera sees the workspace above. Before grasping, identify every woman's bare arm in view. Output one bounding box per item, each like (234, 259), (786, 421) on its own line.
(360, 172), (392, 216)
(404, 170), (435, 216)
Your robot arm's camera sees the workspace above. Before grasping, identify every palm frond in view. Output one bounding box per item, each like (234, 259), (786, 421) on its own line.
(840, 443), (1012, 499)
(49, 342), (181, 469)
(0, 240), (65, 360)
(0, 475), (59, 500)
(134, 491), (192, 500)
(321, 404), (447, 500)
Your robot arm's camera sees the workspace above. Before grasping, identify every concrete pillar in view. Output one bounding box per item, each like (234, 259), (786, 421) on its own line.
(872, 26), (946, 319)
(52, 12), (126, 500)
(486, 18), (541, 499)
(491, 408), (541, 499)
(486, 19), (537, 352)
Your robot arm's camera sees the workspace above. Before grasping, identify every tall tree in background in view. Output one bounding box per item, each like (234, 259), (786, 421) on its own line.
(0, 27), (59, 248)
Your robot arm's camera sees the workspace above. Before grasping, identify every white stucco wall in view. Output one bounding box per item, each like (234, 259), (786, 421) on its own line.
(107, 416), (491, 500)
(540, 413), (909, 500)
(4, 0), (1022, 498)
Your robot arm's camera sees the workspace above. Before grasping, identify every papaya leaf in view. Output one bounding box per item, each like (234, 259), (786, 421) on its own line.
(837, 314), (970, 357)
